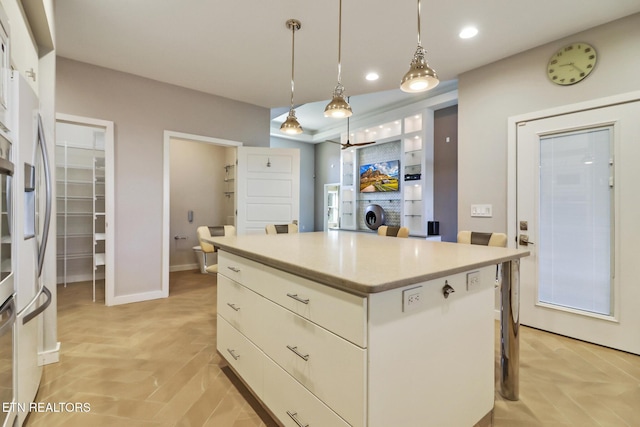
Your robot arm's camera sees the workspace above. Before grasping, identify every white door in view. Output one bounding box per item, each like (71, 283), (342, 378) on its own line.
(236, 147), (300, 235)
(516, 100), (640, 354)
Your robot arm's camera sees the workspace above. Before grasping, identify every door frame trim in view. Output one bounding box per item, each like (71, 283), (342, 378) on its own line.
(162, 131), (242, 298)
(56, 113), (115, 305)
(507, 90), (640, 247)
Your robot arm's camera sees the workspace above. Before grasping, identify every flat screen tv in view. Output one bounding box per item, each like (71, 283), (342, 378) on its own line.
(359, 160), (400, 192)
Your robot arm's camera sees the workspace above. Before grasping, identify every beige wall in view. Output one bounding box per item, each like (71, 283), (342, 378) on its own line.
(458, 13), (640, 234)
(56, 57), (269, 299)
(169, 138), (227, 269)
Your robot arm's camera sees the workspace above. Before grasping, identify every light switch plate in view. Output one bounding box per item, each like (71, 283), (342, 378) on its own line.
(471, 204), (492, 217)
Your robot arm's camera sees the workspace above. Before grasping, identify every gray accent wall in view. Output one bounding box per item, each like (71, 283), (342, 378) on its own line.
(56, 57), (269, 300)
(433, 105), (458, 242)
(313, 141), (341, 231)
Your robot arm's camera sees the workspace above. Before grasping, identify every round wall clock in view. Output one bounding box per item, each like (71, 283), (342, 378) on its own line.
(547, 42), (597, 86)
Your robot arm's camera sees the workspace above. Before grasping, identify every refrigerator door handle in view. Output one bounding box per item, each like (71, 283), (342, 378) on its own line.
(0, 297), (15, 335)
(36, 114), (52, 279)
(19, 115), (53, 323)
(22, 286), (51, 325)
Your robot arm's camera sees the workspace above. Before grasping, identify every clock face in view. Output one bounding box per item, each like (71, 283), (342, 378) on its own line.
(547, 43), (597, 86)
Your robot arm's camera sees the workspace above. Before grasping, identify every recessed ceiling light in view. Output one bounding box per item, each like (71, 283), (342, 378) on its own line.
(365, 72), (379, 81)
(459, 26), (478, 39)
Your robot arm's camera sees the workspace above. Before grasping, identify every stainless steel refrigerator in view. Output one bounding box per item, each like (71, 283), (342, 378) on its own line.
(12, 72), (53, 426)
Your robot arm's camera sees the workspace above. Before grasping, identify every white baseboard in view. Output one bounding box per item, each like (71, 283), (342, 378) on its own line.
(109, 290), (166, 306)
(169, 263), (199, 272)
(38, 341), (61, 366)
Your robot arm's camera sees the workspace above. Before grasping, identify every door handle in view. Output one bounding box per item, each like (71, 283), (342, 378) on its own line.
(37, 114), (52, 279)
(519, 234), (534, 246)
(0, 297), (15, 336)
(22, 286), (52, 325)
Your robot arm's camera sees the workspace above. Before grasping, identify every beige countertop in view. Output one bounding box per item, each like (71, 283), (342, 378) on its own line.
(208, 230), (529, 295)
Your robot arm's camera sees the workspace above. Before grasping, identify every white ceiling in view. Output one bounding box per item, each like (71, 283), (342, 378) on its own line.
(55, 1), (640, 136)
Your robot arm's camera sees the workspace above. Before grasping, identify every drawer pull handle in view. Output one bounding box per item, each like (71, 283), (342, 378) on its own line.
(286, 411), (309, 427)
(286, 293), (309, 304)
(286, 345), (309, 361)
(227, 303), (240, 311)
(227, 348), (240, 360)
(227, 266), (241, 273)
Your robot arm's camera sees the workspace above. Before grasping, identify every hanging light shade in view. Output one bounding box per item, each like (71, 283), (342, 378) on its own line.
(400, 0), (439, 93)
(281, 19), (303, 135)
(324, 0), (352, 118)
(281, 109), (302, 134)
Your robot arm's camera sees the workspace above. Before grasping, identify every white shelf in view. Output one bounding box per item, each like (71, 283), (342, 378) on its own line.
(94, 253), (105, 267)
(57, 212), (94, 216)
(58, 253), (92, 260)
(57, 195), (94, 200)
(57, 132), (108, 301)
(58, 179), (93, 184)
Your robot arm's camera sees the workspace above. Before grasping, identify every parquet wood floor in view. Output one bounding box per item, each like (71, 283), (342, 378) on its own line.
(24, 270), (640, 426)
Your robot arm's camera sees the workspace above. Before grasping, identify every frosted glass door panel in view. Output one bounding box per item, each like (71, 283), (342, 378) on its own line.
(538, 127), (612, 315)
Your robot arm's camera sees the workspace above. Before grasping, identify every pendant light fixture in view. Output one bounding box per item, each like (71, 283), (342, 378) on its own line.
(400, 0), (439, 93)
(324, 0), (352, 118)
(280, 19), (303, 135)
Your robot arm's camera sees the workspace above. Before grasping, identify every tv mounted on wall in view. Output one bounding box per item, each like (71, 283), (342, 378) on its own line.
(359, 160), (400, 192)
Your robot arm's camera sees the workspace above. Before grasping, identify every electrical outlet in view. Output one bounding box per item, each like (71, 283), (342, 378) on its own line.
(402, 286), (423, 312)
(466, 271), (481, 290)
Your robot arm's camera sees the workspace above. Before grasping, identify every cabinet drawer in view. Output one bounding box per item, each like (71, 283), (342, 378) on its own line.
(219, 251), (367, 347)
(263, 356), (351, 427)
(216, 316), (264, 399)
(260, 298), (366, 427)
(217, 275), (263, 340)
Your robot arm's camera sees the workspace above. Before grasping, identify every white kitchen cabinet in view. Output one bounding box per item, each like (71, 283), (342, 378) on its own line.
(217, 252), (367, 426)
(217, 315), (265, 398)
(214, 231), (510, 427)
(0, 4), (10, 132)
(262, 355), (351, 427)
(219, 251), (367, 346)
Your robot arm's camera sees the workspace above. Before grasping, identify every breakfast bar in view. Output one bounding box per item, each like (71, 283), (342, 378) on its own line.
(209, 231), (529, 427)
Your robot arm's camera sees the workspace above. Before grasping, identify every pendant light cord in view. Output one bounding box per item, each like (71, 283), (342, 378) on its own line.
(290, 23), (296, 109)
(346, 97), (350, 141)
(337, 0), (343, 85)
(417, 0), (422, 47)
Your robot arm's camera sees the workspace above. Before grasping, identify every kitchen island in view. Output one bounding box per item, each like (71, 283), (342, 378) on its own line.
(209, 231), (529, 427)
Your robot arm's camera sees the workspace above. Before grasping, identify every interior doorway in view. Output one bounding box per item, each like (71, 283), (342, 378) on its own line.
(162, 131), (242, 297)
(55, 114), (115, 305)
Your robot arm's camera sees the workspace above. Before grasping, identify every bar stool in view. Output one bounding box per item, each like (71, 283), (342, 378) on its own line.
(265, 223), (299, 234)
(377, 225), (409, 238)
